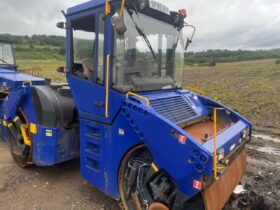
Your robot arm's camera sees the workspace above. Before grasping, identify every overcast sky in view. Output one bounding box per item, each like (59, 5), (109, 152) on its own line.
(0, 0), (279, 51)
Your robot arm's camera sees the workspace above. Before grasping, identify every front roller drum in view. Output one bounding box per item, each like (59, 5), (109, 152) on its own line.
(202, 149), (247, 210)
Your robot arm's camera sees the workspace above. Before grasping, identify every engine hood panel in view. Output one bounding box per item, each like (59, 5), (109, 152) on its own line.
(142, 90), (209, 125)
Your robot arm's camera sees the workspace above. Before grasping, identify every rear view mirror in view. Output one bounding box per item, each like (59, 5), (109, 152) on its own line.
(57, 67), (66, 73)
(185, 38), (192, 51)
(56, 22), (68, 29)
(111, 13), (127, 35)
(184, 24), (196, 51)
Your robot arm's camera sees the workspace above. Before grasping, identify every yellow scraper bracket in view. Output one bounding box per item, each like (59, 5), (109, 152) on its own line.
(20, 124), (31, 146)
(213, 108), (225, 180)
(30, 123), (38, 135)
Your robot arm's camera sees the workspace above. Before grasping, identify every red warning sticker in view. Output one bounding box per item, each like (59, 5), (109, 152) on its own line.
(178, 135), (186, 144)
(193, 180), (201, 190)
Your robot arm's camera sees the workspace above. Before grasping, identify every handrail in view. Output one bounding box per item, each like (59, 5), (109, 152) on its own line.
(119, 0), (126, 17)
(22, 81), (33, 87)
(105, 0), (111, 15)
(126, 92), (150, 107)
(213, 108), (225, 180)
(105, 55), (110, 118)
(186, 86), (205, 96)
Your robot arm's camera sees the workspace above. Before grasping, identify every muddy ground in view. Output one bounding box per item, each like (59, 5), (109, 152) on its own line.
(0, 133), (279, 210)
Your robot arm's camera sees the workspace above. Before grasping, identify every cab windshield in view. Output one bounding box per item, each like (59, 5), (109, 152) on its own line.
(0, 42), (15, 66)
(113, 9), (185, 92)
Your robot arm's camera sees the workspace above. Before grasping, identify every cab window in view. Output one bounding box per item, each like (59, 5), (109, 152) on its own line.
(71, 13), (105, 84)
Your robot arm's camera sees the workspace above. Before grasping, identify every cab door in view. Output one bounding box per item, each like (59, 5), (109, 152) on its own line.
(66, 9), (122, 124)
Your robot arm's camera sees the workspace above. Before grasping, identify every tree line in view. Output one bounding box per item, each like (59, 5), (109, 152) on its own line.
(1, 34), (279, 62)
(185, 49), (280, 66)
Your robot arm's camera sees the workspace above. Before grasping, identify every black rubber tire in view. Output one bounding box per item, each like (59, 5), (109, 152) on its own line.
(7, 130), (30, 168)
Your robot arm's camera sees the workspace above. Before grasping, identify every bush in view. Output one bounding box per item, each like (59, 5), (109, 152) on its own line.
(209, 60), (216, 66)
(276, 59), (280, 65)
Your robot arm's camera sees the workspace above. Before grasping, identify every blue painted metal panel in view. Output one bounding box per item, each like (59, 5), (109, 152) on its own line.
(80, 120), (107, 192)
(203, 120), (248, 154)
(67, 75), (123, 124)
(32, 125), (79, 166)
(0, 69), (44, 90)
(121, 97), (213, 198)
(67, 0), (106, 16)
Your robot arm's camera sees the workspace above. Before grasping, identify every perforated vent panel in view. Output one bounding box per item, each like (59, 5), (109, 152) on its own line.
(150, 96), (197, 123)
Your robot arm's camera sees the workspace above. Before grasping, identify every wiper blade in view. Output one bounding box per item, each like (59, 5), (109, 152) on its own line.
(127, 10), (157, 59)
(0, 58), (10, 65)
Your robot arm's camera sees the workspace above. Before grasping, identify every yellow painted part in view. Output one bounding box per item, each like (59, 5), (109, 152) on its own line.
(13, 116), (20, 123)
(105, 0), (111, 15)
(0, 90), (10, 94)
(105, 54), (110, 118)
(213, 108), (225, 180)
(186, 86), (205, 96)
(8, 123), (13, 128)
(22, 81), (33, 87)
(126, 92), (150, 107)
(20, 124), (31, 146)
(151, 162), (159, 172)
(119, 0), (126, 17)
(3, 121), (7, 127)
(30, 123), (37, 135)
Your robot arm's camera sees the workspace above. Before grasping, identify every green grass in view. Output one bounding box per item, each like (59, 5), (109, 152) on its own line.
(185, 59), (280, 135)
(274, 143), (280, 149)
(17, 59), (66, 83)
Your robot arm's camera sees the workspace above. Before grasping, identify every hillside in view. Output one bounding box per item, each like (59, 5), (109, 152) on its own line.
(0, 34), (65, 60)
(1, 34), (280, 63)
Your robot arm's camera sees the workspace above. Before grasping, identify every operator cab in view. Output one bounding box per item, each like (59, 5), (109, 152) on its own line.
(66, 0), (187, 92)
(0, 40), (16, 70)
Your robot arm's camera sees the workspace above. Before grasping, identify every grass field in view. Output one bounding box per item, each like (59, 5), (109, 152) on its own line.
(17, 59), (66, 83)
(185, 59), (280, 135)
(17, 59), (280, 135)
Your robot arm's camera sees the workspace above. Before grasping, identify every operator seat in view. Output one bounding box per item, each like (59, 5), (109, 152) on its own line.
(81, 58), (94, 81)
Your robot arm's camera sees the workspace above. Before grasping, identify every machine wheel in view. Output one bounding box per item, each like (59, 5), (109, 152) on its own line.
(118, 145), (173, 210)
(6, 110), (32, 168)
(118, 145), (205, 210)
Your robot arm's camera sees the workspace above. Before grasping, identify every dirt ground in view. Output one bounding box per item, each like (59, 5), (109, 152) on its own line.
(0, 133), (279, 210)
(0, 142), (118, 210)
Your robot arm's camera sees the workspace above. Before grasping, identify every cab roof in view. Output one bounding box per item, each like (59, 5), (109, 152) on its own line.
(67, 0), (106, 16)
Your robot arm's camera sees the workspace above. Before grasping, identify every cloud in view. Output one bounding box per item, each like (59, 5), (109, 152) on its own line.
(0, 0), (279, 51)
